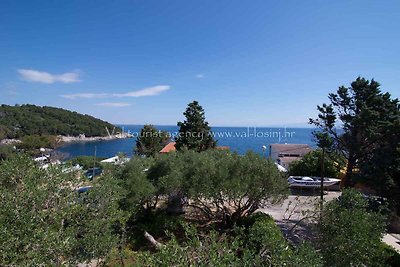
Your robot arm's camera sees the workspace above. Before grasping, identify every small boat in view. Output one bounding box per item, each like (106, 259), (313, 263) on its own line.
(275, 162), (288, 172)
(288, 176), (340, 188)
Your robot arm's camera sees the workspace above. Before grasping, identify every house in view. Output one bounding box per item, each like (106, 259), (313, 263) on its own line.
(160, 142), (177, 153)
(269, 143), (312, 169)
(159, 142), (229, 153)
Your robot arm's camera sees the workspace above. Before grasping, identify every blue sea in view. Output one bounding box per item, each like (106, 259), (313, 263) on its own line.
(56, 125), (316, 159)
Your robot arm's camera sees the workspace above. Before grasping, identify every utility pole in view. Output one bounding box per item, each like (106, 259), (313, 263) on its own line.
(92, 146), (97, 179)
(320, 147), (325, 208)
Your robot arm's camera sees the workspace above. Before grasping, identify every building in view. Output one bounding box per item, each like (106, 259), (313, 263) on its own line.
(159, 142), (229, 153)
(159, 142), (177, 153)
(269, 143), (312, 169)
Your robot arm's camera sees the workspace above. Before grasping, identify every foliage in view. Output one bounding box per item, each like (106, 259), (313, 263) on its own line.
(244, 214), (323, 266)
(130, 214), (323, 267)
(125, 150), (289, 226)
(67, 155), (105, 170)
(0, 144), (16, 160)
(175, 101), (216, 151)
(182, 150), (288, 226)
(310, 77), (400, 211)
(0, 155), (127, 266)
(16, 134), (60, 150)
(127, 210), (184, 250)
(117, 156), (157, 214)
(0, 104), (119, 138)
(318, 189), (387, 267)
(288, 150), (345, 178)
(380, 243), (400, 267)
(135, 124), (170, 157)
(0, 125), (11, 140)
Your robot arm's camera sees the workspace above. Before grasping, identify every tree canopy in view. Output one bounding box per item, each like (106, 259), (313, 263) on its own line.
(175, 101), (216, 151)
(318, 189), (387, 267)
(310, 77), (400, 211)
(119, 149), (288, 226)
(289, 150), (345, 178)
(135, 125), (170, 157)
(0, 156), (127, 266)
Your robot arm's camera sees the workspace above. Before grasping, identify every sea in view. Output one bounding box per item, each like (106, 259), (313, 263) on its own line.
(56, 125), (317, 159)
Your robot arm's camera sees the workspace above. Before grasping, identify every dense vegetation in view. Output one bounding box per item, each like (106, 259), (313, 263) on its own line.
(318, 189), (389, 267)
(1, 154), (399, 266)
(311, 77), (400, 213)
(130, 214), (323, 266)
(0, 156), (126, 266)
(16, 134), (60, 150)
(67, 155), (106, 170)
(0, 104), (120, 139)
(2, 85), (400, 266)
(135, 125), (170, 157)
(0, 144), (15, 160)
(118, 150), (288, 226)
(289, 150), (346, 178)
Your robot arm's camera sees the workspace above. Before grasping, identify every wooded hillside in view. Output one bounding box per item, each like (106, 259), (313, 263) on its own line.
(0, 104), (120, 139)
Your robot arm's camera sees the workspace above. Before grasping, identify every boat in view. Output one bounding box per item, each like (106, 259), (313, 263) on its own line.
(274, 162), (287, 172)
(288, 176), (340, 188)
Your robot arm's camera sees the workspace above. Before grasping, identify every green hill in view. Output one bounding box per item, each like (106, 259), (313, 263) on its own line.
(0, 104), (121, 139)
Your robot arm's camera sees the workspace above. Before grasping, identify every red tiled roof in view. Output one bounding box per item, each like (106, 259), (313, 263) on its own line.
(159, 142), (230, 153)
(160, 142), (177, 153)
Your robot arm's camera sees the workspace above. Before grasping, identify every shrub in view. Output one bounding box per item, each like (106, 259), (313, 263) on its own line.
(141, 150), (289, 226)
(289, 149), (345, 178)
(0, 156), (126, 266)
(0, 145), (15, 160)
(67, 155), (105, 170)
(318, 189), (387, 267)
(17, 134), (59, 150)
(126, 214), (323, 266)
(245, 213), (323, 267)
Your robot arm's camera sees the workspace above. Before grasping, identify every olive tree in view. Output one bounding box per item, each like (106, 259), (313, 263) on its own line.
(0, 156), (126, 266)
(145, 150), (288, 226)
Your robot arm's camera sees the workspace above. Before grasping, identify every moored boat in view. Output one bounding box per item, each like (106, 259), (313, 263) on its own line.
(288, 176), (340, 188)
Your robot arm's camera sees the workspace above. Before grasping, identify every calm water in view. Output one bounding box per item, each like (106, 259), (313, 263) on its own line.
(56, 125), (316, 159)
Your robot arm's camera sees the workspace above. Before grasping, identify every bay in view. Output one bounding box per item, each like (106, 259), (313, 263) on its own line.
(56, 125), (316, 159)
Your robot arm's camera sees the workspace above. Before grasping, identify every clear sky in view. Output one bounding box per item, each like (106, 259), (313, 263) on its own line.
(1, 0), (399, 127)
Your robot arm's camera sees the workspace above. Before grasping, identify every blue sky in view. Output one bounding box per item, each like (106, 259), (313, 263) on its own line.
(1, 0), (399, 126)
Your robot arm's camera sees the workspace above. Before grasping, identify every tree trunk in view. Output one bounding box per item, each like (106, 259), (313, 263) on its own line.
(144, 231), (164, 249)
(344, 156), (356, 188)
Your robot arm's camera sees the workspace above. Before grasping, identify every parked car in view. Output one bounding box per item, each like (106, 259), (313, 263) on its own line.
(84, 167), (102, 180)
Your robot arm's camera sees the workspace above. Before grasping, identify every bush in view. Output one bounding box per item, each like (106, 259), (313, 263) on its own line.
(0, 155), (126, 266)
(318, 189), (387, 267)
(380, 243), (400, 267)
(124, 214), (323, 266)
(146, 150), (289, 226)
(16, 134), (59, 150)
(289, 150), (345, 178)
(0, 145), (15, 160)
(244, 213), (323, 266)
(67, 155), (105, 170)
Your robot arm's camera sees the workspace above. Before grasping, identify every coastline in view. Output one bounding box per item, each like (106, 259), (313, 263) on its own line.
(58, 132), (133, 143)
(0, 132), (133, 146)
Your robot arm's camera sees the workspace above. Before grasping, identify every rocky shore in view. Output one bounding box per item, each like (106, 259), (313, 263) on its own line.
(0, 132), (133, 146)
(58, 132), (133, 143)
